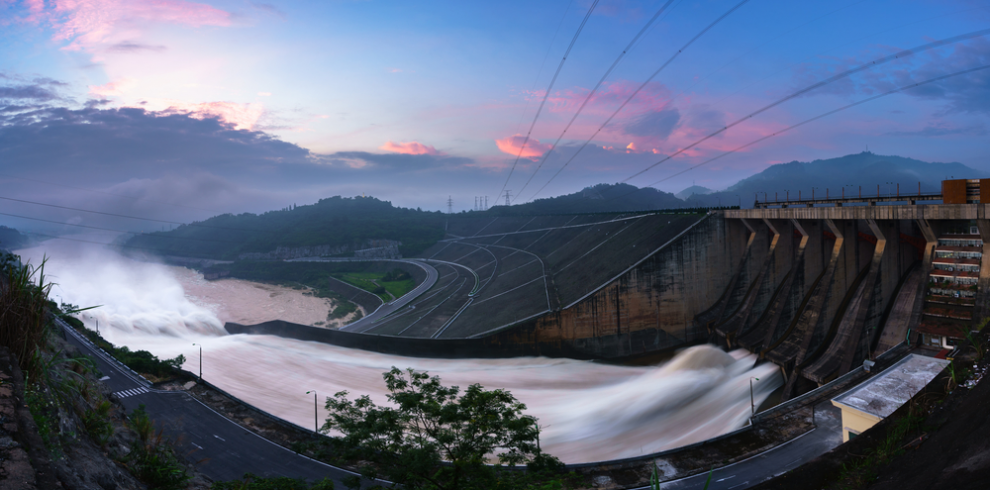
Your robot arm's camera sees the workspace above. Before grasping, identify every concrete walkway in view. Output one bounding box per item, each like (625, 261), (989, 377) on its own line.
(645, 401), (843, 490)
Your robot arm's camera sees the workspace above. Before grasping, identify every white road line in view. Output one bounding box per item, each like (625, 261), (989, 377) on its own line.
(113, 387), (149, 398)
(729, 482), (748, 489)
(717, 475), (736, 482)
(99, 376), (110, 381)
(192, 443), (204, 450)
(214, 435), (225, 441)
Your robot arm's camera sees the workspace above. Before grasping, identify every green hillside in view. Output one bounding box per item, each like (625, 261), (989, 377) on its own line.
(123, 196), (446, 259)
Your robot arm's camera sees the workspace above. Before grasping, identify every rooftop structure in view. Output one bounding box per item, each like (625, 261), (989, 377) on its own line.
(831, 354), (949, 442)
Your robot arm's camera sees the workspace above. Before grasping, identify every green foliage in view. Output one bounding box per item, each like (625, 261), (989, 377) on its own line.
(126, 405), (191, 490)
(83, 399), (115, 447)
(24, 384), (62, 457)
(0, 251), (54, 378)
(114, 346), (186, 378)
(211, 473), (336, 490)
(122, 196), (446, 259)
(383, 268), (411, 282)
(836, 413), (924, 487)
(323, 367), (567, 490)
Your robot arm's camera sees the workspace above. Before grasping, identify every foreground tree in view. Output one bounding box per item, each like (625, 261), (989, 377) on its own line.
(322, 367), (565, 490)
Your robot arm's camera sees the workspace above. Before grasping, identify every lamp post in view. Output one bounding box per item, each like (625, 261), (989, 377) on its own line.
(192, 343), (202, 381)
(750, 377), (760, 415)
(886, 181), (894, 198)
(306, 390), (319, 432)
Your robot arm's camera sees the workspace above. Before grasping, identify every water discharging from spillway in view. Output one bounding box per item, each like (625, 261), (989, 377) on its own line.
(18, 239), (783, 463)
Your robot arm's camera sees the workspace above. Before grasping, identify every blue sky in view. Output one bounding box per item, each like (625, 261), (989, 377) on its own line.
(1, 0), (989, 232)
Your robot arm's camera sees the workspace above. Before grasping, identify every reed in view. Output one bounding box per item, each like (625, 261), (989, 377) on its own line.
(0, 251), (54, 377)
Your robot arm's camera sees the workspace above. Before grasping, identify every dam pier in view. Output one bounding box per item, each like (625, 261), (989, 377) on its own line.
(715, 179), (988, 398)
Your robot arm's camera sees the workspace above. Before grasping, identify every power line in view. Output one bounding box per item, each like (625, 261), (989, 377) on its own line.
(512, 0), (679, 202)
(618, 27), (990, 184)
(0, 211), (242, 244)
(526, 0), (752, 202)
(0, 195), (274, 234)
(607, 63), (990, 203)
(496, 0), (602, 201)
(0, 173), (222, 214)
(494, 0), (577, 184)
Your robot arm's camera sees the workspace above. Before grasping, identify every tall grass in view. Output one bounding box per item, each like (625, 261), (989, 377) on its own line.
(0, 251), (53, 377)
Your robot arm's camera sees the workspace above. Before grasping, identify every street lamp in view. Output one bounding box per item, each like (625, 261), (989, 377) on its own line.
(192, 343), (202, 381)
(886, 181), (894, 198)
(750, 377), (760, 415)
(306, 390), (319, 433)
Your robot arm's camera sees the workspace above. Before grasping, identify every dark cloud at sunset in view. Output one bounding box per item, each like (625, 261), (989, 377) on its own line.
(0, 0), (988, 225)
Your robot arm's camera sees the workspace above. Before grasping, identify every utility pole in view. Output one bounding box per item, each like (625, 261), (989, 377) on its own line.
(447, 196), (453, 214)
(503, 190), (512, 206)
(474, 196), (478, 211)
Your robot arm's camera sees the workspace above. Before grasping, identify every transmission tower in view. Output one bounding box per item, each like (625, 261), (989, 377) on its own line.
(447, 196), (453, 214)
(503, 190), (511, 207)
(484, 196), (488, 210)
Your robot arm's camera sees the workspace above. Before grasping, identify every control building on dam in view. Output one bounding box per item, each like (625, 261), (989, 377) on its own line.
(232, 179), (987, 400)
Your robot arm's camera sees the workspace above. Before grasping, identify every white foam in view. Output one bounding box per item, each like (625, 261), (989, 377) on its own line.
(17, 238), (783, 463)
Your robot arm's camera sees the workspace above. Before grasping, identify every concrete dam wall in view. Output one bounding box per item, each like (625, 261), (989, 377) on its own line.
(230, 212), (749, 359)
(233, 204), (973, 397)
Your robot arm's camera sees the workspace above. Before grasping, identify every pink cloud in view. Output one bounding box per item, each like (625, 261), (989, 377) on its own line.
(41, 0), (231, 51)
(88, 77), (137, 97)
(380, 141), (440, 156)
(495, 134), (552, 161)
(160, 100), (264, 130)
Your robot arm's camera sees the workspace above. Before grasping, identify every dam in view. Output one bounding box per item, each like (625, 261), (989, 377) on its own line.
(231, 179), (987, 401)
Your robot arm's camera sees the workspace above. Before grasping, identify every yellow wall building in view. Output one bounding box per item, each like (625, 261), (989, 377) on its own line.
(831, 354), (949, 443)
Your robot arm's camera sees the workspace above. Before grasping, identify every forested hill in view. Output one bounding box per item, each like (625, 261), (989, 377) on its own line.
(0, 226), (28, 250)
(489, 183), (684, 215)
(123, 196), (446, 259)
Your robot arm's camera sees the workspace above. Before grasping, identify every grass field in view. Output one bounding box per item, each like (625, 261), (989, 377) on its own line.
(335, 271), (416, 301)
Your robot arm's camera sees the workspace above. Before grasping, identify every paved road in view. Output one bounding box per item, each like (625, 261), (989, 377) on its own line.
(63, 313), (848, 490)
(61, 320), (369, 485)
(641, 401), (843, 490)
(286, 257), (439, 333)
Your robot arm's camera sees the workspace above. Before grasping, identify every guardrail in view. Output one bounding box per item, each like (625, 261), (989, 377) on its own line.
(60, 319), (153, 388)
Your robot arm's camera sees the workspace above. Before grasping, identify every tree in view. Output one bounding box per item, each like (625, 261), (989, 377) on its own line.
(322, 367), (561, 490)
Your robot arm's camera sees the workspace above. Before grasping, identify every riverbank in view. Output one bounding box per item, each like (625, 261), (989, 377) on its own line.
(172, 266), (363, 329)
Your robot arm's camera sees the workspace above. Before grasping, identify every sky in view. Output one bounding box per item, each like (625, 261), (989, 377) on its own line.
(1, 0), (989, 234)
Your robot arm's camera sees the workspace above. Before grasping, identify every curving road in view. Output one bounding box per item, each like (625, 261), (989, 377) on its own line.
(64, 314), (850, 489)
(285, 258), (438, 332)
(60, 319), (374, 486)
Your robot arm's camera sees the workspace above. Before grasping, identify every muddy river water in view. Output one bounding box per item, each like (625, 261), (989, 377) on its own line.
(18, 240), (781, 463)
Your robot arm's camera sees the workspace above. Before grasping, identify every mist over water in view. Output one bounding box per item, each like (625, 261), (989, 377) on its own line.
(18, 239), (782, 463)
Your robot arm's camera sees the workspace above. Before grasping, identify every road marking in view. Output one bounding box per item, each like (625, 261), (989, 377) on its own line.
(214, 435), (226, 441)
(729, 482), (748, 489)
(113, 387), (149, 398)
(717, 475), (736, 482)
(192, 443), (204, 450)
(99, 376), (110, 381)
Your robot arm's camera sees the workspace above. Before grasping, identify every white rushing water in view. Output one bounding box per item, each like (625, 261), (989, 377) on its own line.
(17, 239), (782, 463)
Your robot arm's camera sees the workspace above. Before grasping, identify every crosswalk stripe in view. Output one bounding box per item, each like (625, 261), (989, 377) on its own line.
(113, 387), (149, 398)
